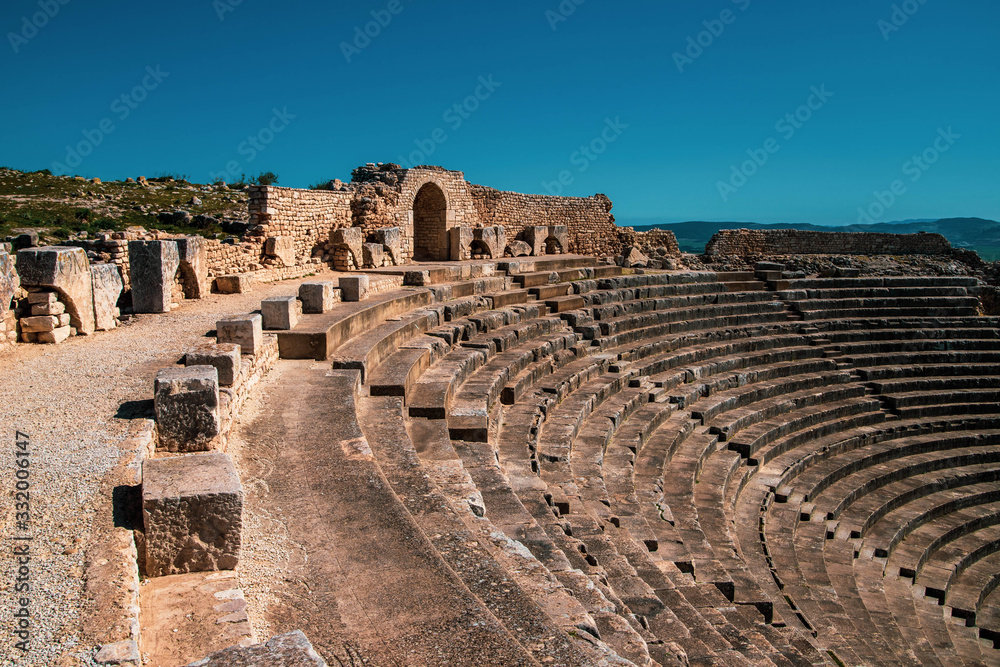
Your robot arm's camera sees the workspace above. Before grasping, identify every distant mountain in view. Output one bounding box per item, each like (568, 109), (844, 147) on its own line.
(624, 218), (1000, 260)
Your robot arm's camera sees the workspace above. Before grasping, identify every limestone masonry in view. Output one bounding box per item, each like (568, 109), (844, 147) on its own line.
(705, 228), (952, 256)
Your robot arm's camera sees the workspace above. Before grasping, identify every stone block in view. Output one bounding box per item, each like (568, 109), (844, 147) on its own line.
(506, 240), (531, 257)
(362, 243), (384, 269)
(154, 365), (221, 452)
(449, 227), (474, 261)
(176, 236), (209, 299)
(476, 225), (506, 259)
(217, 313), (263, 355)
(339, 275), (369, 302)
(142, 452), (242, 577)
(185, 343), (241, 387)
(0, 250), (18, 317)
(298, 281), (336, 314)
(623, 247), (650, 268)
(524, 225), (569, 256)
(129, 240), (180, 314)
(30, 300), (65, 316)
(182, 631), (327, 667)
(330, 227), (363, 269)
(38, 326), (71, 344)
(371, 226), (402, 265)
(265, 236), (295, 266)
(11, 232), (38, 251)
(16, 246), (95, 335)
(27, 291), (56, 305)
(214, 274), (253, 294)
(20, 315), (58, 332)
(404, 271), (431, 287)
(91, 263), (124, 331)
(261, 295), (301, 330)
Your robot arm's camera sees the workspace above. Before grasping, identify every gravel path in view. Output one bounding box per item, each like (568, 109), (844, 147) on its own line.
(0, 276), (328, 666)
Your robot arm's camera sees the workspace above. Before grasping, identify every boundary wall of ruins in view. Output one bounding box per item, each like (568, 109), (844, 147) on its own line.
(705, 228), (952, 256)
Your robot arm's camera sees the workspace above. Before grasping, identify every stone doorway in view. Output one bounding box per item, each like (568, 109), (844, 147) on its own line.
(412, 183), (448, 261)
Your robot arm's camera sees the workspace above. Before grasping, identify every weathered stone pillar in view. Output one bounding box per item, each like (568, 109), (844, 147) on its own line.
(299, 281), (337, 314)
(261, 296), (301, 330)
(176, 236), (209, 299)
(142, 452), (243, 577)
(91, 263), (124, 330)
(217, 314), (263, 355)
(16, 246), (96, 335)
(129, 240), (180, 314)
(154, 365), (221, 452)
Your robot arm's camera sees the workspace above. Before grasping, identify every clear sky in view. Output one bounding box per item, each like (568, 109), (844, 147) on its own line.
(1, 0), (997, 225)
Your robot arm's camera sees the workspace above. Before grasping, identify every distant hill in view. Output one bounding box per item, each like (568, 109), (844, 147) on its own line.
(625, 218), (1000, 260)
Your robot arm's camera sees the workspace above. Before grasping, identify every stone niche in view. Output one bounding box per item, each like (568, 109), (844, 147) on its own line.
(523, 225), (569, 257)
(16, 246), (96, 335)
(142, 452), (243, 577)
(330, 227), (363, 271)
(450, 226), (506, 261)
(371, 227), (402, 266)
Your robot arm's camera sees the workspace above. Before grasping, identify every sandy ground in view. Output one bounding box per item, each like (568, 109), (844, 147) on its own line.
(0, 274), (334, 666)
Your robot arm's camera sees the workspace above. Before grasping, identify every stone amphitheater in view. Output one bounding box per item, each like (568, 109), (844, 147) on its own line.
(3, 164), (1000, 667)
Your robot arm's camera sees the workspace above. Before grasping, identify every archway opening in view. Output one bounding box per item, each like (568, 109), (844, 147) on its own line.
(469, 239), (492, 260)
(413, 183), (448, 261)
(544, 235), (563, 255)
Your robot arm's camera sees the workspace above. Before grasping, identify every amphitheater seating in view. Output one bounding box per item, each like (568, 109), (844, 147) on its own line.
(274, 264), (1000, 666)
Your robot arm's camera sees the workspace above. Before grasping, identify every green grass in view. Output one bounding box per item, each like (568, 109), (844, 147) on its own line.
(0, 168), (246, 241)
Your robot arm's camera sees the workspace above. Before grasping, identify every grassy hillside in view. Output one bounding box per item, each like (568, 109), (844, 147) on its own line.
(630, 218), (1000, 257)
(0, 168), (250, 243)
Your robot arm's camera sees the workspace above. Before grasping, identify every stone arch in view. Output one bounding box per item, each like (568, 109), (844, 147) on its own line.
(469, 239), (493, 259)
(544, 235), (563, 255)
(412, 182), (449, 261)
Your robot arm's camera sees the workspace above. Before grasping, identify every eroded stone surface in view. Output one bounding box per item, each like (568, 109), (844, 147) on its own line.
(264, 236), (295, 266)
(183, 631), (327, 667)
(362, 242), (384, 269)
(298, 281), (336, 314)
(185, 343), (241, 387)
(154, 365), (221, 452)
(129, 240), (180, 314)
(215, 274), (253, 294)
(339, 275), (369, 302)
(0, 250), (18, 316)
(92, 263), (124, 330)
(16, 245), (96, 334)
(372, 226), (402, 265)
(261, 295), (301, 330)
(142, 452), (242, 577)
(217, 314), (263, 355)
(176, 236), (209, 299)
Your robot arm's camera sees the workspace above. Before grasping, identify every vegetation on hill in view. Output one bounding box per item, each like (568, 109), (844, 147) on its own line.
(0, 167), (253, 243)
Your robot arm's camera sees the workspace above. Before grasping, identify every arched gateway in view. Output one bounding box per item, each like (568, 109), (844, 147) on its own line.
(412, 182), (448, 261)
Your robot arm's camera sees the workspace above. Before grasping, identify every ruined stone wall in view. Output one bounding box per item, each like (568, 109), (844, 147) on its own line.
(704, 229), (952, 257)
(246, 186), (353, 265)
(617, 228), (681, 257)
(467, 185), (620, 256)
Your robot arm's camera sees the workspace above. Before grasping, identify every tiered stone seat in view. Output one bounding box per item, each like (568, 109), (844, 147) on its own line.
(288, 265), (999, 666)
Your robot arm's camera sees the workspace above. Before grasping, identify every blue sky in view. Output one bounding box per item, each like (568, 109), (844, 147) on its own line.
(1, 0), (997, 225)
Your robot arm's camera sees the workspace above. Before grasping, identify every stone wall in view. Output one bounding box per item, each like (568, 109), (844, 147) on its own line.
(467, 185), (620, 256)
(617, 228), (681, 257)
(246, 186), (353, 266)
(704, 229), (952, 257)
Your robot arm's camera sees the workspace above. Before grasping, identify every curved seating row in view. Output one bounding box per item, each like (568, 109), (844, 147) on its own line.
(309, 268), (999, 666)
